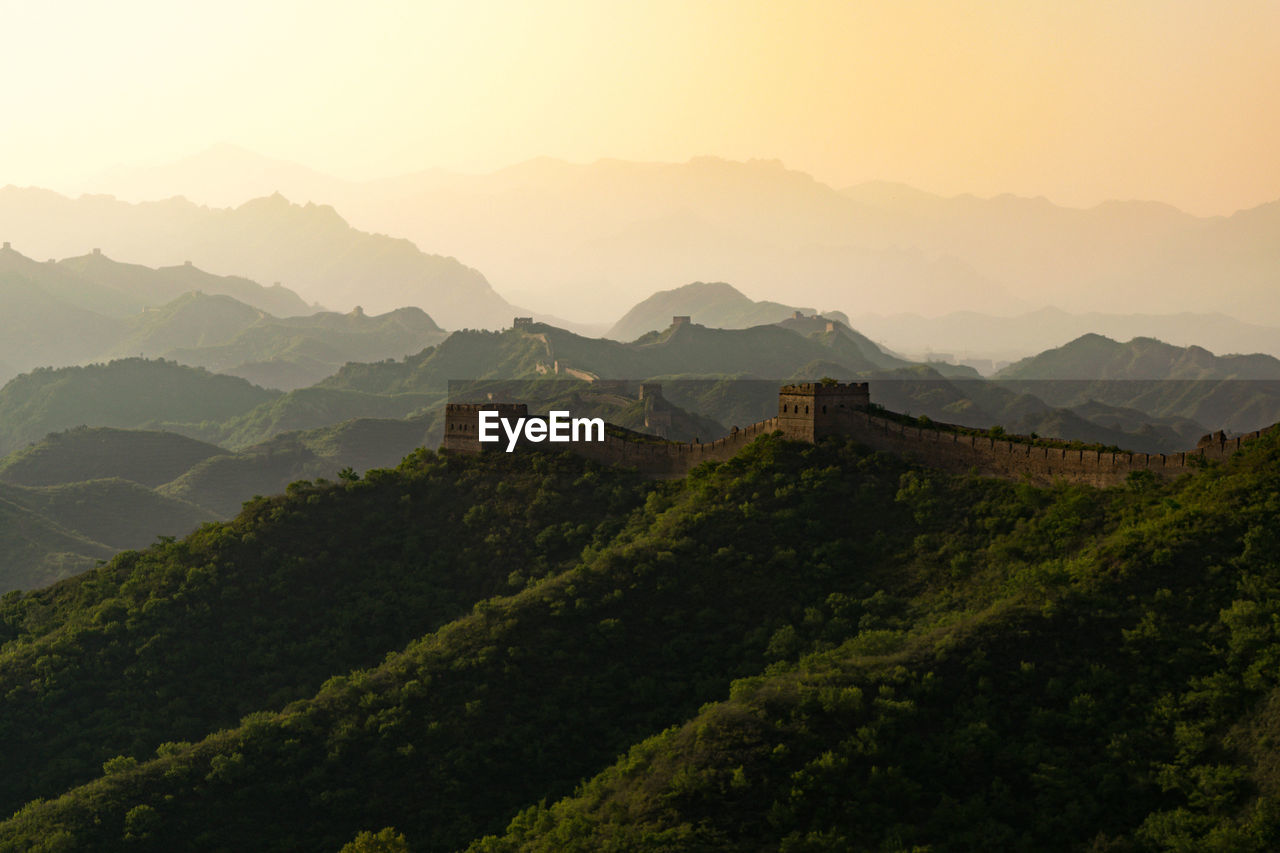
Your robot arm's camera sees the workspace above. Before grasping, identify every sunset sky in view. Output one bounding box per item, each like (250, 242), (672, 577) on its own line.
(3, 0), (1278, 215)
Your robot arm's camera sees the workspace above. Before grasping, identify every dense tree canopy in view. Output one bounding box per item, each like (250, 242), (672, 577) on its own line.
(0, 430), (1276, 851)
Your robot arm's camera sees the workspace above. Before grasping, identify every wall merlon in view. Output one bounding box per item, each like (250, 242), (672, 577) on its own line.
(442, 385), (1274, 484)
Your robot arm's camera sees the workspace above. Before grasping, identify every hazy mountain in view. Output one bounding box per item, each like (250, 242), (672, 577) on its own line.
(323, 319), (902, 402)
(72, 147), (1280, 325)
(87, 142), (360, 210)
(993, 334), (1280, 433)
(0, 359), (278, 456)
(107, 293), (448, 390)
(852, 307), (1280, 366)
(997, 334), (1280, 380)
(0, 242), (447, 389)
(56, 248), (312, 317)
(0, 187), (520, 328)
(606, 280), (851, 342)
(0, 247), (125, 379)
(0, 242), (316, 382)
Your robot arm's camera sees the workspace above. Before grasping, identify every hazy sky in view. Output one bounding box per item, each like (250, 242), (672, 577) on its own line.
(3, 0), (1278, 215)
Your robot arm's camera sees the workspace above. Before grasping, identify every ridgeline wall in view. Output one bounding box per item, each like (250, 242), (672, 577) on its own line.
(840, 411), (1274, 487)
(443, 398), (1275, 484)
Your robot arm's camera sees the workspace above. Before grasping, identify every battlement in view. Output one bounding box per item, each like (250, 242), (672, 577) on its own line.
(777, 381), (871, 442)
(440, 382), (1273, 484)
(779, 381), (870, 396)
(442, 402), (529, 453)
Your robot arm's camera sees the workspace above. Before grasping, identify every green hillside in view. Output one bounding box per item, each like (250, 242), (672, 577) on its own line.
(0, 447), (649, 826)
(158, 417), (432, 516)
(0, 495), (112, 591)
(0, 478), (212, 552)
(190, 387), (437, 449)
(0, 427), (223, 487)
(0, 359), (279, 456)
(0, 418), (433, 590)
(0, 431), (1278, 849)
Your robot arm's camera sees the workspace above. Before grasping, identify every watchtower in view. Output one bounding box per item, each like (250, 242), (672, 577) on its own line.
(513, 317), (534, 329)
(671, 315), (691, 327)
(443, 402), (529, 453)
(777, 381), (871, 442)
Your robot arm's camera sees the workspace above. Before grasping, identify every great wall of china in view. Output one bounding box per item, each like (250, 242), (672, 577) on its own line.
(443, 381), (1276, 486)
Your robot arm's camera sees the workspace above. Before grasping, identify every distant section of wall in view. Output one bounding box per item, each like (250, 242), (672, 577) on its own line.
(442, 403), (778, 477)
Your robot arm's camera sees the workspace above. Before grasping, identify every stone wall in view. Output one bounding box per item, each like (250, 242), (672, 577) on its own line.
(442, 387), (1274, 484)
(841, 411), (1275, 486)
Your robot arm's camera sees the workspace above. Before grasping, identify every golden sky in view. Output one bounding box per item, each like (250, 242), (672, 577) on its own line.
(3, 0), (1277, 215)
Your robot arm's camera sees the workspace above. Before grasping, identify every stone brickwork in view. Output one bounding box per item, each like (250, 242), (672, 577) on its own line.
(442, 402), (529, 453)
(839, 411), (1275, 487)
(441, 383), (1273, 483)
(777, 382), (871, 442)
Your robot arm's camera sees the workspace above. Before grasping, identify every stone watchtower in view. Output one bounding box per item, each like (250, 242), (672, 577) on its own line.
(777, 381), (871, 442)
(442, 402), (529, 453)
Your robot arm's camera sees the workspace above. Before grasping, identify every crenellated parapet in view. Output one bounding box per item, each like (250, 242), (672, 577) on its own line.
(777, 381), (871, 442)
(839, 411), (1277, 486)
(442, 402), (529, 453)
(441, 382), (1273, 483)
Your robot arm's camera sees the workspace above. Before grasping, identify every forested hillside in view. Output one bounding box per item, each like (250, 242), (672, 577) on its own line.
(0, 360), (278, 457)
(0, 428), (1277, 850)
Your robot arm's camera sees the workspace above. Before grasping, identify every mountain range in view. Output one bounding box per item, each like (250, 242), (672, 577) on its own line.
(0, 246), (450, 388)
(993, 333), (1280, 434)
(852, 307), (1280, 365)
(0, 188), (518, 328)
(67, 146), (1280, 326)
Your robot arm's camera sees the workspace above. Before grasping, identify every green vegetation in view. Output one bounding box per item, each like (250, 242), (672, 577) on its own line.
(0, 417), (434, 591)
(159, 416), (432, 516)
(0, 429), (1277, 850)
(0, 359), (278, 457)
(0, 427), (222, 487)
